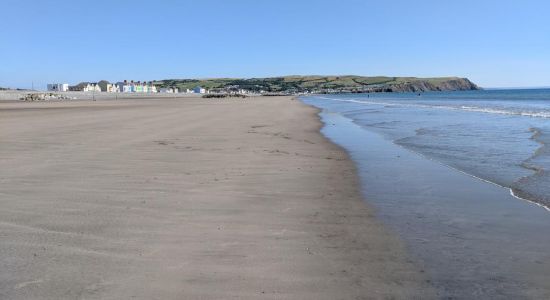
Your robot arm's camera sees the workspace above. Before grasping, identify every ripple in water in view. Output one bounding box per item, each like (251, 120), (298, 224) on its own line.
(308, 89), (550, 210)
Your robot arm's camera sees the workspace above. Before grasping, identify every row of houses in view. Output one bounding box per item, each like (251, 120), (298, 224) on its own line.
(47, 80), (209, 94)
(47, 82), (101, 92)
(71, 83), (102, 92)
(114, 81), (157, 93)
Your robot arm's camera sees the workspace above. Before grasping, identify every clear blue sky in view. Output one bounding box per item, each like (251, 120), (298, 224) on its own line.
(1, 0), (548, 89)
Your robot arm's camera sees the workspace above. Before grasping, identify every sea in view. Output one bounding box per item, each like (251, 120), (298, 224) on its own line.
(301, 89), (550, 298)
(304, 89), (550, 209)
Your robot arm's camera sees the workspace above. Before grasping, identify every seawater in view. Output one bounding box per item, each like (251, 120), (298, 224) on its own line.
(304, 89), (550, 209)
(302, 90), (550, 298)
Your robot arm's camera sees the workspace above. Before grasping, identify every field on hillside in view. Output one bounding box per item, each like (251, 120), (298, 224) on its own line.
(154, 76), (475, 93)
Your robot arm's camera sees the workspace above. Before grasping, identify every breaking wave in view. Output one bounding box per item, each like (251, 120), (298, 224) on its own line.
(317, 96), (550, 119)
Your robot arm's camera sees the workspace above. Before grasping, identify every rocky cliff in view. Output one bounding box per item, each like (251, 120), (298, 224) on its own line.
(387, 78), (480, 92)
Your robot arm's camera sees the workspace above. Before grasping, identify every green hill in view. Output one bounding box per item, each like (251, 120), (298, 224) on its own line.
(153, 76), (480, 94)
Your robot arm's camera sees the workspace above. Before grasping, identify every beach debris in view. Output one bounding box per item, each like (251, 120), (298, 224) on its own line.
(202, 94), (247, 99)
(20, 93), (70, 101)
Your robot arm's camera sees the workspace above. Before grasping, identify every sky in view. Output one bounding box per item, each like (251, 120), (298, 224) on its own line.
(1, 0), (549, 89)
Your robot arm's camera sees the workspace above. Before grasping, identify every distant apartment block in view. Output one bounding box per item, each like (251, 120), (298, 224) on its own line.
(116, 80), (158, 93)
(47, 83), (69, 92)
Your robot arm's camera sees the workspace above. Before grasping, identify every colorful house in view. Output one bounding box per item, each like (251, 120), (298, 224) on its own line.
(116, 80), (157, 93)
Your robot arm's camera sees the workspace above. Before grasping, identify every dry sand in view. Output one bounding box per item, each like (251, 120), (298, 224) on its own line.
(0, 90), (201, 102)
(0, 96), (434, 299)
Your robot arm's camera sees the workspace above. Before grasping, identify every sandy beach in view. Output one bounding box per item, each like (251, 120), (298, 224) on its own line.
(0, 90), (201, 102)
(0, 96), (433, 299)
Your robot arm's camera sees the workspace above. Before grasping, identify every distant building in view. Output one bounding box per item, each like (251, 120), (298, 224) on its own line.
(193, 86), (206, 94)
(116, 80), (157, 93)
(47, 83), (69, 92)
(97, 81), (121, 93)
(160, 87), (179, 93)
(87, 83), (101, 92)
(117, 80), (133, 93)
(106, 83), (120, 93)
(69, 82), (101, 92)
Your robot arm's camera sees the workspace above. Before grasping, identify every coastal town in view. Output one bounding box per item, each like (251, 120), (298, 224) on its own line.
(44, 76), (480, 96)
(47, 80), (208, 94)
(0, 76), (481, 102)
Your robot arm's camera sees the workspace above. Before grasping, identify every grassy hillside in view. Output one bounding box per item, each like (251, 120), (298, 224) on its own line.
(154, 76), (480, 93)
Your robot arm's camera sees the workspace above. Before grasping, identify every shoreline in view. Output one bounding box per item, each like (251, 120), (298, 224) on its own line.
(393, 130), (550, 213)
(0, 96), (433, 299)
(310, 94), (550, 211)
(306, 104), (550, 298)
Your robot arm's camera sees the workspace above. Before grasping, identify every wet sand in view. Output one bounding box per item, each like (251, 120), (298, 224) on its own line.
(0, 97), (433, 299)
(317, 112), (550, 299)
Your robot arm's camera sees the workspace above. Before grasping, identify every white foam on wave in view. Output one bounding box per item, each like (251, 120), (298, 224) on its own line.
(312, 97), (550, 213)
(391, 128), (550, 213)
(394, 138), (550, 213)
(458, 106), (550, 118)
(509, 190), (550, 212)
(314, 96), (550, 119)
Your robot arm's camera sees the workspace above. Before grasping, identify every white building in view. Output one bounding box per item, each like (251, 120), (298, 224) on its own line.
(160, 87), (179, 94)
(84, 83), (101, 92)
(47, 83), (69, 92)
(69, 83), (101, 92)
(193, 86), (206, 94)
(106, 83), (120, 93)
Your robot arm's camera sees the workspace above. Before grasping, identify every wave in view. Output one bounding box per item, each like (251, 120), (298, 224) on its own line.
(512, 128), (550, 209)
(458, 106), (550, 118)
(391, 125), (550, 212)
(311, 95), (550, 211)
(393, 129), (550, 213)
(314, 96), (550, 119)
